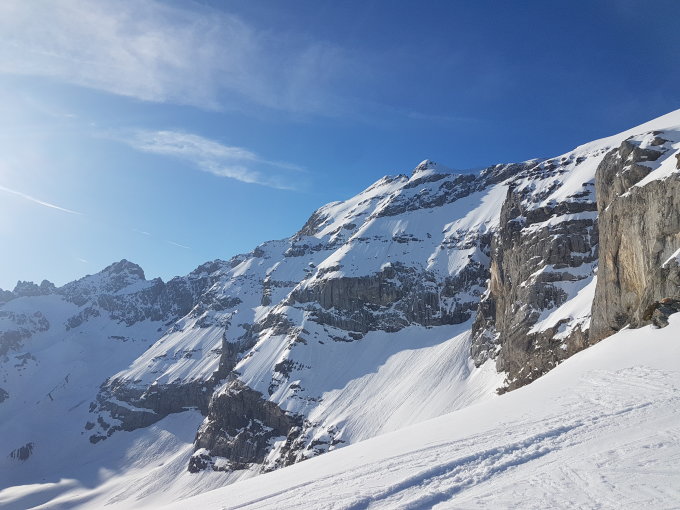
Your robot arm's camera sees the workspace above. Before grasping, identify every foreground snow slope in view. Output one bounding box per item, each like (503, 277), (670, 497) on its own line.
(156, 315), (680, 510)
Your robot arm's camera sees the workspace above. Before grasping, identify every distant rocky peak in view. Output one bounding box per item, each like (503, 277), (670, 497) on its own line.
(93, 259), (148, 294)
(11, 280), (56, 298)
(0, 289), (13, 304)
(412, 159), (451, 175)
(59, 259), (149, 306)
(101, 259), (146, 280)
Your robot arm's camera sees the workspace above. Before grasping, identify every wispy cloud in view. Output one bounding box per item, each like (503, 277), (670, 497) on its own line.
(132, 228), (190, 250)
(404, 110), (485, 125)
(0, 0), (355, 114)
(166, 240), (191, 250)
(119, 130), (303, 190)
(0, 184), (82, 214)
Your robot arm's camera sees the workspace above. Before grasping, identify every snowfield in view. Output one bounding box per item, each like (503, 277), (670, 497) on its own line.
(159, 316), (680, 510)
(3, 315), (677, 509)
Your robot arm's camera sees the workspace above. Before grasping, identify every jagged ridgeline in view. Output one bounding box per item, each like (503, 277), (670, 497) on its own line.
(1, 110), (679, 488)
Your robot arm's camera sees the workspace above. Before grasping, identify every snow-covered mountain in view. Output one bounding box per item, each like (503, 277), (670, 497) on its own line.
(1, 109), (680, 509)
(141, 314), (680, 510)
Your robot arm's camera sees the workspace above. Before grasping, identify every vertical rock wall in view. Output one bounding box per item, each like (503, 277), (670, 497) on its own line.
(590, 136), (680, 340)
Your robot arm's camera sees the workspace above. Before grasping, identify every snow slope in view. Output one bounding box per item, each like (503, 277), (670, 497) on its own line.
(5, 312), (678, 509)
(0, 296), (164, 489)
(152, 315), (680, 510)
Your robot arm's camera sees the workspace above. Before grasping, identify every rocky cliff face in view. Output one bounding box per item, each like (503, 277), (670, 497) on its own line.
(471, 118), (680, 390)
(2, 110), (680, 494)
(591, 130), (680, 340)
(470, 145), (604, 390)
(469, 117), (680, 392)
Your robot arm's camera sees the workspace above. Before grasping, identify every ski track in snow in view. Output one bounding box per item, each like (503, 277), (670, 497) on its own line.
(223, 394), (679, 510)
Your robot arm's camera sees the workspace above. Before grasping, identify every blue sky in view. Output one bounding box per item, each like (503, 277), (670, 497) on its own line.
(1, 0), (679, 289)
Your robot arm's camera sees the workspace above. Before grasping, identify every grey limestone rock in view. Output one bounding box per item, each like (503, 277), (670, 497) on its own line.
(470, 167), (598, 389)
(590, 137), (680, 341)
(88, 378), (219, 443)
(190, 379), (301, 472)
(643, 298), (680, 328)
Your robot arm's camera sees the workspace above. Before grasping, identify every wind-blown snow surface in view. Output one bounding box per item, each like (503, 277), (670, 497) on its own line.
(152, 316), (680, 510)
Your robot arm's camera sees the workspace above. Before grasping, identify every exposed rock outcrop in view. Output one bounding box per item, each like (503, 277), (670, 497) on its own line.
(88, 379), (218, 443)
(0, 311), (50, 357)
(471, 129), (680, 391)
(471, 154), (600, 389)
(8, 442), (34, 461)
(190, 380), (301, 473)
(289, 263), (473, 334)
(591, 134), (680, 340)
(643, 298), (680, 328)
